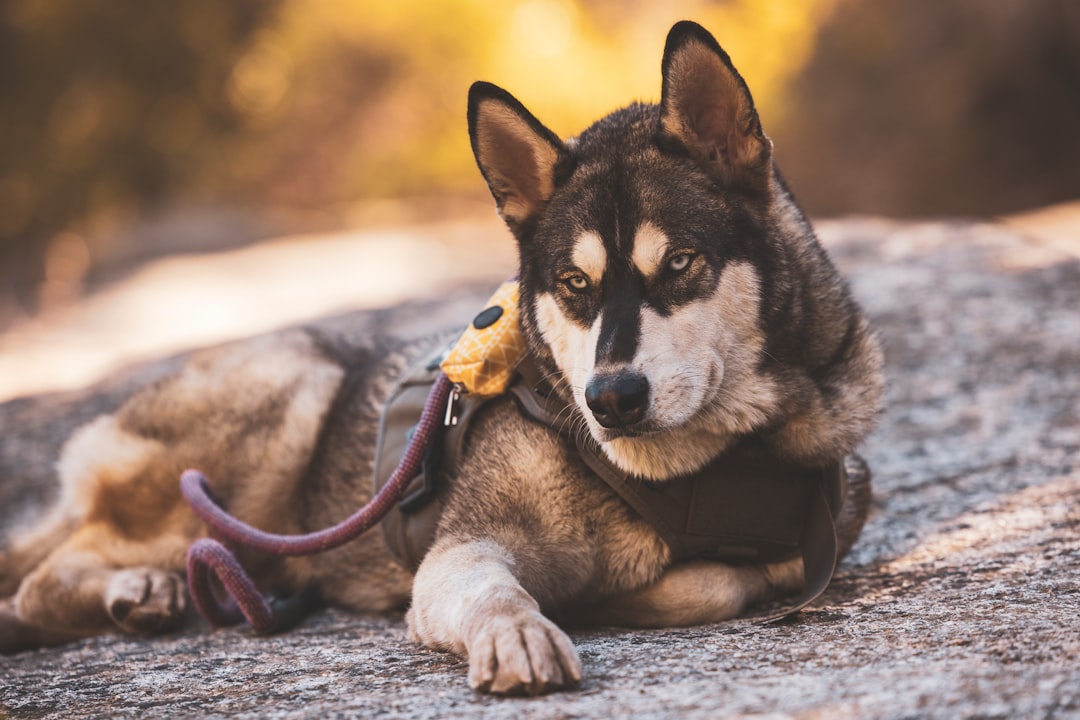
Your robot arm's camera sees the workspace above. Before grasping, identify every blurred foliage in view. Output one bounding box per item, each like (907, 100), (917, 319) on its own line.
(0, 0), (837, 317)
(0, 1), (281, 314)
(2, 0), (1079, 321)
(772, 0), (1080, 217)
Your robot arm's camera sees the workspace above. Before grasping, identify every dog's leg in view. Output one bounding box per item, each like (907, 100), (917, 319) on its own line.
(576, 558), (803, 628)
(0, 524), (90, 653)
(0, 510), (77, 598)
(6, 524), (189, 651)
(2, 526), (190, 656)
(407, 538), (582, 696)
(0, 597), (92, 653)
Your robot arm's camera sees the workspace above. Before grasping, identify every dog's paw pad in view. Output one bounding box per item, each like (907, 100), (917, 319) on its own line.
(468, 612), (581, 696)
(105, 568), (186, 635)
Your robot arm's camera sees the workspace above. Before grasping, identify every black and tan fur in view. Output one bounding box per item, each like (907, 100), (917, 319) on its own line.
(0, 22), (883, 695)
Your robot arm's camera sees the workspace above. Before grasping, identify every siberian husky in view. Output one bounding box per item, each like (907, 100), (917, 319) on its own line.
(0, 21), (883, 695)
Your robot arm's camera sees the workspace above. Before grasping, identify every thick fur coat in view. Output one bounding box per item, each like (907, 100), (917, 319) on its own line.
(0, 22), (883, 695)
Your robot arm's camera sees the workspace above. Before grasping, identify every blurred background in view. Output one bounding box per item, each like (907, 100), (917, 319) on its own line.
(1, 0), (1079, 398)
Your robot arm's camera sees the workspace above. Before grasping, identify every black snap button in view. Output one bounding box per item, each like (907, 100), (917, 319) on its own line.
(472, 305), (504, 330)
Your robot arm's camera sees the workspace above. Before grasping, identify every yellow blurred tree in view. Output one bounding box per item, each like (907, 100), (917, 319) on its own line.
(0, 0), (838, 316)
(236, 0), (841, 203)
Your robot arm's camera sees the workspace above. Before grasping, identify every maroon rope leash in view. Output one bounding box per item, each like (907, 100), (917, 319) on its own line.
(180, 372), (454, 633)
(185, 538), (269, 629)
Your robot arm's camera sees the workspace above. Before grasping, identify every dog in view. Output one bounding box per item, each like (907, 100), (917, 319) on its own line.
(0, 21), (883, 695)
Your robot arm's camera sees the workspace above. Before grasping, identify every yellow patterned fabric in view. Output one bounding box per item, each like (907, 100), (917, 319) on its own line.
(440, 280), (528, 397)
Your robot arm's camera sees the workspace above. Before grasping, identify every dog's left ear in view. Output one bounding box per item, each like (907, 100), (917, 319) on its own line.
(657, 21), (773, 192)
(468, 81), (571, 233)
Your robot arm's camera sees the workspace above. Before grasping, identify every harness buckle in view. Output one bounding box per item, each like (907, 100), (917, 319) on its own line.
(444, 383), (462, 427)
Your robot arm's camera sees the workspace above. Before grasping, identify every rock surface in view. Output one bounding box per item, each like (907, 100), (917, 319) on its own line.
(2, 218), (1078, 719)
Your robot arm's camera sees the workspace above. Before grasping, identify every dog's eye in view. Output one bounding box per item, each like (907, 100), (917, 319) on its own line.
(563, 275), (590, 293)
(667, 253), (694, 273)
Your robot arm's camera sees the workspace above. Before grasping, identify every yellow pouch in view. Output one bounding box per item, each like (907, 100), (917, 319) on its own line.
(440, 280), (527, 397)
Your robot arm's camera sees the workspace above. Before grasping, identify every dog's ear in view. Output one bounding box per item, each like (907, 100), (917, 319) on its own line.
(657, 21), (772, 192)
(468, 81), (570, 232)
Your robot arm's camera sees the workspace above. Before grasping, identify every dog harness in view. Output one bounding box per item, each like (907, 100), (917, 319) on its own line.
(373, 284), (848, 620)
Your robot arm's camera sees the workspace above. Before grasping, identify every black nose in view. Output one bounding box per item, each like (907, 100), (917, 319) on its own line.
(585, 373), (650, 429)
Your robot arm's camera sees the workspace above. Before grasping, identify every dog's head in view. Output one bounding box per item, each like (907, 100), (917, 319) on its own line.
(468, 21), (882, 480)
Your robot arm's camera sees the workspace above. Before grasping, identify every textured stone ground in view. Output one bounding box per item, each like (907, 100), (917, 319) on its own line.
(1, 217), (1078, 719)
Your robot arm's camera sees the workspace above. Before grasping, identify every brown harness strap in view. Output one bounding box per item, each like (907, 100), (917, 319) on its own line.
(374, 350), (847, 619)
(372, 344), (482, 569)
(508, 362), (845, 619)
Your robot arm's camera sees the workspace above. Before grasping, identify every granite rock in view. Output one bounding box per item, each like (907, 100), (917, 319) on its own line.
(1, 218), (1077, 719)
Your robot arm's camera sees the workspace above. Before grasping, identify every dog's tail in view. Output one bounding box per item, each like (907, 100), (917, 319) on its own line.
(836, 453), (873, 561)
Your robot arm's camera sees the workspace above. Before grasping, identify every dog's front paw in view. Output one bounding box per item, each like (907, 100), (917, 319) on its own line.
(467, 611), (581, 696)
(105, 568), (186, 635)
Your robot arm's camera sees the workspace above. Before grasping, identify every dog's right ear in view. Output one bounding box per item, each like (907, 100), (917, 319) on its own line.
(468, 82), (570, 233)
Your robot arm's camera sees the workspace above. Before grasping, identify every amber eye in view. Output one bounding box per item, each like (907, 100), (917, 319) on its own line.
(667, 253), (694, 273)
(563, 275), (590, 293)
